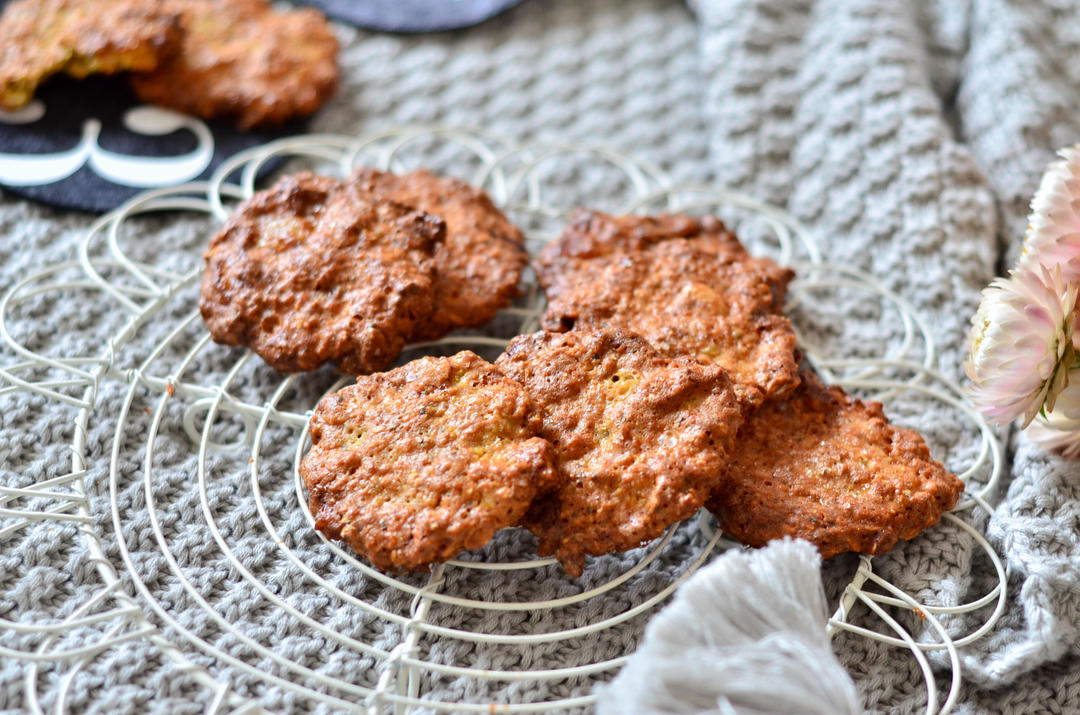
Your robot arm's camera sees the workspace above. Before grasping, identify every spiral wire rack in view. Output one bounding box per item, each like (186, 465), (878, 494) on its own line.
(0, 127), (1004, 713)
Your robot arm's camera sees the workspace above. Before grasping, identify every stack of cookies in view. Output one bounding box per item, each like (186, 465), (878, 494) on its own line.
(200, 169), (964, 577)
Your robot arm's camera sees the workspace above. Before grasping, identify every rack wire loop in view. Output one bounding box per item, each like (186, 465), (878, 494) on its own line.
(0, 128), (1004, 714)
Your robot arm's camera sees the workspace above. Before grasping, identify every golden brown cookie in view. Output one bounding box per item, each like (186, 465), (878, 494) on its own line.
(541, 238), (800, 403)
(129, 0), (338, 129)
(534, 210), (793, 306)
(0, 0), (181, 111)
(352, 168), (527, 340)
(299, 351), (555, 572)
(200, 171), (444, 374)
(707, 370), (965, 557)
(496, 329), (747, 577)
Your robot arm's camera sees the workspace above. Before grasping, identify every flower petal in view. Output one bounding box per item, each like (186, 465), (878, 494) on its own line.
(964, 266), (1078, 427)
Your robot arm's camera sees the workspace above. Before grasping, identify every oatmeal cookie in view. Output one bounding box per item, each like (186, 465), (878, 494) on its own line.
(0, 0), (181, 110)
(200, 171), (444, 374)
(129, 0), (338, 129)
(535, 210), (793, 306)
(542, 239), (800, 402)
(707, 369), (965, 557)
(496, 329), (746, 576)
(352, 168), (527, 339)
(299, 351), (555, 571)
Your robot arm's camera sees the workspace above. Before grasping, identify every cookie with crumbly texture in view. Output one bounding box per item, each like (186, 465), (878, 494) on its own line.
(707, 369), (965, 558)
(129, 0), (338, 129)
(200, 171), (444, 374)
(496, 329), (747, 577)
(535, 210), (793, 306)
(0, 0), (181, 110)
(352, 168), (527, 340)
(300, 351), (555, 572)
(542, 239), (800, 403)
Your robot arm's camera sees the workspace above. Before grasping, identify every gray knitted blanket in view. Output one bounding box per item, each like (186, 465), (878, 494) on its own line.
(2, 0), (1079, 712)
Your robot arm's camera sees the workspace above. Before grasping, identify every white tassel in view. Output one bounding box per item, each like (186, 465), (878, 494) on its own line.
(597, 538), (861, 715)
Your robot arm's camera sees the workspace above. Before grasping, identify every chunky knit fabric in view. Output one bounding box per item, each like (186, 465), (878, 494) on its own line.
(2, 0), (1080, 711)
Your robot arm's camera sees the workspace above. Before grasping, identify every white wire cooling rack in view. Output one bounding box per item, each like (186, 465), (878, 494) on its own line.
(0, 126), (1004, 714)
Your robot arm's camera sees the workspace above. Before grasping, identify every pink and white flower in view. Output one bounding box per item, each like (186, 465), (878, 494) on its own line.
(964, 266), (1078, 428)
(1026, 374), (1080, 458)
(1018, 145), (1080, 284)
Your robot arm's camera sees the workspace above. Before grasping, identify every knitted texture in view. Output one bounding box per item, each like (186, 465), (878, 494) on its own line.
(2, 0), (1080, 711)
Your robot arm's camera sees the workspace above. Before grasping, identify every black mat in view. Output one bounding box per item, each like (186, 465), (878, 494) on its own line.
(0, 74), (300, 214)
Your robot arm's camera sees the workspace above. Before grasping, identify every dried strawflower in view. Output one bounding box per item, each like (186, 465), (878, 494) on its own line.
(964, 266), (1078, 428)
(1026, 375), (1080, 458)
(1018, 145), (1080, 284)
